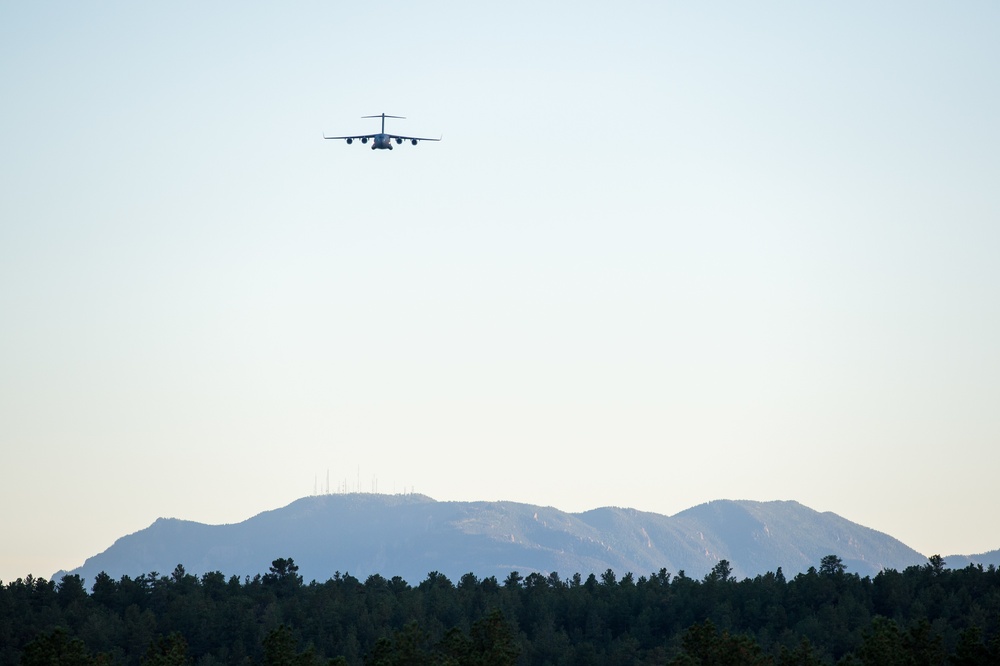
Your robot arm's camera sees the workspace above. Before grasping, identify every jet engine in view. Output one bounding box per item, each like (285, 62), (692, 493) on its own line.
(395, 137), (402, 144)
(346, 138), (353, 145)
(411, 139), (418, 145)
(361, 137), (368, 144)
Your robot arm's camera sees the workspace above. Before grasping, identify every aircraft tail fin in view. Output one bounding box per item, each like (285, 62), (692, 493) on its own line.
(361, 113), (404, 133)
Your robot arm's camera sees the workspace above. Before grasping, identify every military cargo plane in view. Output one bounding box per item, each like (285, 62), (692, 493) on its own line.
(324, 113), (441, 150)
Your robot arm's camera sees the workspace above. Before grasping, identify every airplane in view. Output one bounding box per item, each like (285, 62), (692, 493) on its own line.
(323, 113), (441, 150)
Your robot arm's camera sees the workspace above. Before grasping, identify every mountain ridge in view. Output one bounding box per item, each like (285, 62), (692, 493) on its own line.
(54, 494), (997, 586)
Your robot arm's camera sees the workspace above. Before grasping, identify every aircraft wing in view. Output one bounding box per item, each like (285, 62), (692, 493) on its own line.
(387, 134), (442, 142)
(323, 134), (376, 140)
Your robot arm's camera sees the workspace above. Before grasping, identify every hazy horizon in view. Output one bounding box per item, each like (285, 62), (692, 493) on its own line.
(3, 1), (999, 584)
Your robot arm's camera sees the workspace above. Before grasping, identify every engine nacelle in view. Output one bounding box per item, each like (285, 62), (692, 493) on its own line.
(361, 137), (368, 144)
(346, 138), (353, 145)
(411, 139), (418, 145)
(395, 137), (402, 145)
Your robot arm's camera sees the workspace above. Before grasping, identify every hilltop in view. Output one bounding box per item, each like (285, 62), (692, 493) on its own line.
(54, 494), (950, 584)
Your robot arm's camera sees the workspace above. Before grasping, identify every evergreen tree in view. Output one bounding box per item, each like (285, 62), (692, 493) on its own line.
(141, 632), (190, 666)
(21, 627), (97, 666)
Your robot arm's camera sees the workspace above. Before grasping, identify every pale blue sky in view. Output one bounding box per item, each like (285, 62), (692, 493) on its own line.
(2, 1), (999, 583)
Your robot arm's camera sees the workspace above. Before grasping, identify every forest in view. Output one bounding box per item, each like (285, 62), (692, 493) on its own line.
(1, 554), (998, 665)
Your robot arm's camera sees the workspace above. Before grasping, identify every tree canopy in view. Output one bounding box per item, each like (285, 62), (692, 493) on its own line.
(1, 556), (999, 665)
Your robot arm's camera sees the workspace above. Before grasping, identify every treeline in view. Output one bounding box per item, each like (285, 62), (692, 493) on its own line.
(2, 555), (999, 665)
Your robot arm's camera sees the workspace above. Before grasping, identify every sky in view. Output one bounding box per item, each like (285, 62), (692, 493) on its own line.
(2, 1), (999, 584)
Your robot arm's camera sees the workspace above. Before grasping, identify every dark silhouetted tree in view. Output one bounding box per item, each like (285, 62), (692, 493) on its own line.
(819, 555), (846, 576)
(141, 632), (190, 666)
(21, 627), (96, 666)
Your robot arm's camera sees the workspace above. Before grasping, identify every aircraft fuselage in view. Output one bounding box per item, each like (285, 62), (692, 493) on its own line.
(371, 133), (394, 150)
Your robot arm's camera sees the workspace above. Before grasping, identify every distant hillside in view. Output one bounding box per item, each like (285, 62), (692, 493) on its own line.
(56, 494), (934, 585)
(941, 549), (1000, 570)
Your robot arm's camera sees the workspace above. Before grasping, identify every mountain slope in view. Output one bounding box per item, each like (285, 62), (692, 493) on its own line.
(940, 549), (1000, 570)
(56, 494), (932, 585)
